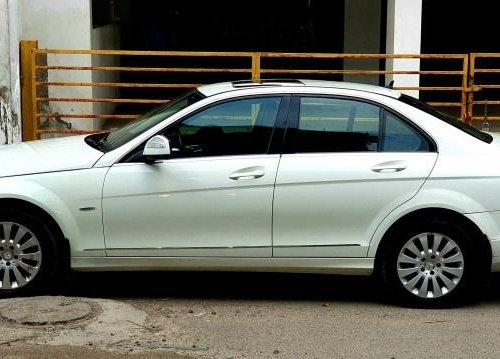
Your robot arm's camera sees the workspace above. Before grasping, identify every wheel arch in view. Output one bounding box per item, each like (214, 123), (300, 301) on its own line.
(0, 198), (70, 264)
(373, 208), (492, 275)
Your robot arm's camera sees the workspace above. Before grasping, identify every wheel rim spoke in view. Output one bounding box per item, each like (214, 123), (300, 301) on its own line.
(17, 251), (42, 262)
(442, 252), (464, 264)
(2, 268), (11, 289)
(18, 237), (37, 251)
(431, 276), (443, 297)
(403, 272), (424, 292)
(406, 240), (422, 257)
(418, 276), (430, 297)
(432, 233), (444, 254)
(441, 266), (463, 277)
(418, 234), (430, 255)
(12, 265), (27, 287)
(397, 231), (464, 299)
(13, 226), (28, 245)
(1, 223), (13, 241)
(398, 253), (420, 265)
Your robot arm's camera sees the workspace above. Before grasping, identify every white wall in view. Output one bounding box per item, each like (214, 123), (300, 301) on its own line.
(343, 0), (381, 85)
(19, 0), (94, 135)
(386, 0), (422, 98)
(0, 0), (21, 145)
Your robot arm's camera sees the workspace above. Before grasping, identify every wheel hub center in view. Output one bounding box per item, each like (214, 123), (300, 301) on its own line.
(2, 251), (13, 261)
(424, 261), (435, 271)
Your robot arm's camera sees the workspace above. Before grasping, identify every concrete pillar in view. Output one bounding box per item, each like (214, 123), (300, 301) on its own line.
(0, 0), (22, 145)
(343, 0), (381, 85)
(386, 0), (422, 97)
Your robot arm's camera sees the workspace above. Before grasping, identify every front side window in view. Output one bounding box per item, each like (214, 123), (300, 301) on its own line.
(291, 97), (432, 153)
(85, 90), (204, 152)
(163, 97), (281, 157)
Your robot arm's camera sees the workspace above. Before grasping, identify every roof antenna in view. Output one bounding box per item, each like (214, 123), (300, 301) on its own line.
(385, 80), (394, 89)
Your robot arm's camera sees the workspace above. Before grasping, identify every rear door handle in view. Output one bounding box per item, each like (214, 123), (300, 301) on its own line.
(229, 167), (265, 180)
(371, 161), (407, 173)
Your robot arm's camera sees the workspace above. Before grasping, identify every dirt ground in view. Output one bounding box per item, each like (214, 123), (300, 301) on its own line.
(3, 271), (500, 359)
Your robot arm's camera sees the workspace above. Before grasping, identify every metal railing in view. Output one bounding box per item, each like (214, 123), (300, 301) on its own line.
(20, 40), (472, 141)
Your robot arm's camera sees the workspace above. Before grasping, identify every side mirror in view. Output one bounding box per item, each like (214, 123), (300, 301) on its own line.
(142, 135), (171, 163)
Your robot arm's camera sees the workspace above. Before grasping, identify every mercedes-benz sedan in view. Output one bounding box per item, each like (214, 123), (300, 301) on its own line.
(1, 79), (499, 307)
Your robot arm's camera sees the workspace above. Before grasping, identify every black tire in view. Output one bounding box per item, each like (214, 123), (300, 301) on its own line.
(0, 209), (59, 297)
(379, 219), (480, 308)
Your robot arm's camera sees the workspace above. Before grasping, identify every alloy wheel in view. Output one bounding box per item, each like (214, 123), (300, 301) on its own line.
(0, 222), (42, 290)
(396, 232), (464, 299)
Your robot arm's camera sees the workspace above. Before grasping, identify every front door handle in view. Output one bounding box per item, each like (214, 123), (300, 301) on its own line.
(229, 166), (265, 180)
(371, 161), (407, 173)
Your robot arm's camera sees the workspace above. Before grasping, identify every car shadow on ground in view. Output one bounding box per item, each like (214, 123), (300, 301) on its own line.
(66, 271), (382, 303)
(65, 271), (500, 306)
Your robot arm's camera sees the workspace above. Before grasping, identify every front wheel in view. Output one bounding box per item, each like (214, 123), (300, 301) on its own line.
(0, 210), (58, 296)
(380, 220), (479, 307)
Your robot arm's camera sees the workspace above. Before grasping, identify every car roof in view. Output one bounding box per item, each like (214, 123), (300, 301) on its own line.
(197, 79), (402, 99)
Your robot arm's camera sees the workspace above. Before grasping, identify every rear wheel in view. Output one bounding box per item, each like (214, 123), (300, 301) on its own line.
(0, 210), (58, 297)
(380, 220), (479, 307)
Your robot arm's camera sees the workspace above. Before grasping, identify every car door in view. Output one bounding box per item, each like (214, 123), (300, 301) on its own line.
(273, 96), (438, 257)
(102, 96), (287, 257)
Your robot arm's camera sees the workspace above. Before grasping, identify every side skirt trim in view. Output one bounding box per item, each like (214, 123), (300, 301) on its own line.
(71, 257), (374, 276)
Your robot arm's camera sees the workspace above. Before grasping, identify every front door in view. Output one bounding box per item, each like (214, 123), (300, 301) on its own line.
(102, 96), (285, 257)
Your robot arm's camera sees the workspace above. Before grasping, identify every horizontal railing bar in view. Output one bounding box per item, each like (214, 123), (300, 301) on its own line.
(426, 102), (462, 107)
(34, 49), (467, 60)
(473, 100), (500, 105)
(269, 70), (462, 76)
(472, 54), (500, 58)
(474, 69), (500, 73)
(394, 86), (463, 91)
(260, 53), (467, 59)
(474, 85), (500, 89)
(35, 49), (255, 57)
(37, 65), (252, 73)
(261, 69), (463, 75)
(37, 97), (169, 104)
(36, 82), (199, 88)
(471, 116), (500, 121)
(37, 113), (139, 119)
(37, 129), (105, 135)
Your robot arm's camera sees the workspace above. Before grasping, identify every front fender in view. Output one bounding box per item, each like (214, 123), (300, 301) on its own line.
(0, 168), (108, 256)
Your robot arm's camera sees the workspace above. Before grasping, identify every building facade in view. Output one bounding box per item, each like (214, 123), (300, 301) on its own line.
(0, 0), (496, 144)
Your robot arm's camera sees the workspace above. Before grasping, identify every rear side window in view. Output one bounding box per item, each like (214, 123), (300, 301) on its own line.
(382, 111), (431, 152)
(399, 94), (492, 144)
(290, 97), (432, 153)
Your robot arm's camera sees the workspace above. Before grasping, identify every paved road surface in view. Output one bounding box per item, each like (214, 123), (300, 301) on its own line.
(4, 271), (500, 358)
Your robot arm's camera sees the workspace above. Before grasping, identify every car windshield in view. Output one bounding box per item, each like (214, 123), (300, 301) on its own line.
(399, 94), (493, 144)
(85, 90), (205, 152)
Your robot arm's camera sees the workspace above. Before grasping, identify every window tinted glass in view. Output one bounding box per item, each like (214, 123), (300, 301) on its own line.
(296, 97), (380, 152)
(163, 97), (281, 157)
(382, 111), (430, 152)
(86, 90), (204, 152)
(399, 94), (492, 144)
(292, 97), (432, 153)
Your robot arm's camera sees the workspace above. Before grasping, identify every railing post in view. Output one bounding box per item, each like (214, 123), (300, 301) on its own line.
(252, 53), (261, 82)
(466, 54), (475, 124)
(460, 54), (469, 122)
(19, 40), (39, 141)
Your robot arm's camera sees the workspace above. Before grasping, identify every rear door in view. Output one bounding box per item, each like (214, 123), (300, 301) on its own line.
(272, 96), (438, 257)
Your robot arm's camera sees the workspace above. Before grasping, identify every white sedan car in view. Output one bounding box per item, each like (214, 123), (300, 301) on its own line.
(1, 79), (499, 306)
